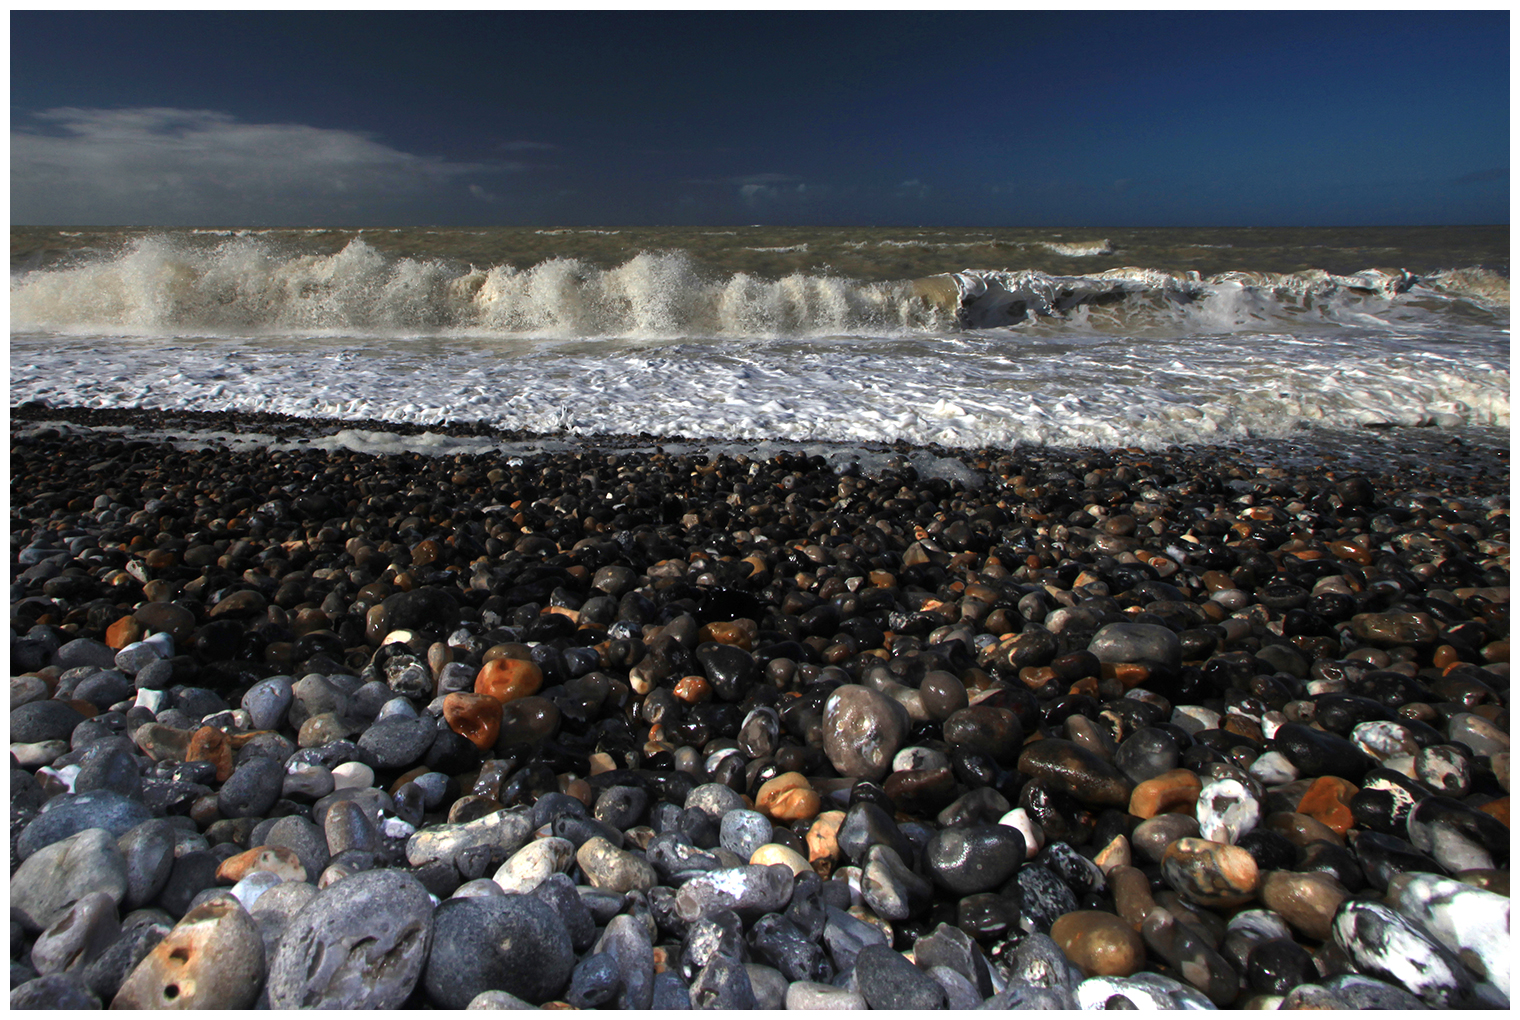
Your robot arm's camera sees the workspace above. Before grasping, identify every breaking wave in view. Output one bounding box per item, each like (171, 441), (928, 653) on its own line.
(10, 234), (1508, 340)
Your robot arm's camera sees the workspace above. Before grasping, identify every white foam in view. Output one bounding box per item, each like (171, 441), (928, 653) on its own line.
(10, 237), (1509, 452)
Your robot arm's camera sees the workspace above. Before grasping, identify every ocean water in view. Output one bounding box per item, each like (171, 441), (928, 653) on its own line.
(10, 225), (1509, 456)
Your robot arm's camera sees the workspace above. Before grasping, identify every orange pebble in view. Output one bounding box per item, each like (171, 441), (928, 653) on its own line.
(1478, 797), (1509, 827)
(443, 692), (503, 751)
(475, 658), (543, 703)
(1128, 769), (1202, 819)
(187, 726), (236, 783)
(1296, 775), (1359, 836)
(672, 675), (712, 704)
(105, 615), (145, 650)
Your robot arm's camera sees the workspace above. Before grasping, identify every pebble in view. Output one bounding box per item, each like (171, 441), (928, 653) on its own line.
(7, 419), (1511, 1011)
(266, 869), (434, 1009)
(426, 893), (576, 1007)
(1050, 909), (1145, 976)
(822, 685), (908, 781)
(112, 897), (265, 1009)
(12, 827), (129, 933)
(853, 942), (947, 1009)
(1331, 898), (1481, 1007)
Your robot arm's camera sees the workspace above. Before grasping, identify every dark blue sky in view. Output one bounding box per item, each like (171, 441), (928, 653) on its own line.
(10, 11), (1510, 226)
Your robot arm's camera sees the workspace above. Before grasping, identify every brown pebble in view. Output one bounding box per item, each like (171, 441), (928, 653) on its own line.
(443, 691), (503, 750)
(1051, 909), (1146, 976)
(1258, 869), (1348, 941)
(475, 658), (544, 703)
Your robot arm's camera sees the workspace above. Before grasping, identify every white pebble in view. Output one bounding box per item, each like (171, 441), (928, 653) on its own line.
(331, 761), (375, 790)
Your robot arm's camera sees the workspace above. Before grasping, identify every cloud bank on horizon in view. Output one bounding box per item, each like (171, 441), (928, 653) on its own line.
(12, 107), (524, 225)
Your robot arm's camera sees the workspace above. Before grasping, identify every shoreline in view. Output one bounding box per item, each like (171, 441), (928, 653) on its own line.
(10, 401), (1511, 480)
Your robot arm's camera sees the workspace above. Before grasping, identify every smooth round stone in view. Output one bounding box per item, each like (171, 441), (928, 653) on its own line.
(1018, 739), (1133, 808)
(17, 790), (152, 863)
(228, 870), (284, 909)
(12, 828), (129, 933)
(689, 956), (757, 1009)
(750, 842), (811, 877)
(1003, 863), (1079, 934)
(862, 844), (933, 920)
(12, 699), (87, 747)
(924, 824), (1025, 895)
(565, 951), (622, 1008)
(1195, 777), (1260, 844)
(442, 692), (503, 751)
(330, 761), (375, 790)
(282, 762), (335, 801)
(492, 836), (574, 894)
(996, 808), (1044, 857)
(919, 671), (968, 721)
(54, 638), (119, 671)
(786, 979), (868, 1009)
(117, 819), (177, 910)
(266, 869), (434, 1009)
(1140, 907), (1239, 1006)
(1258, 870), (1348, 941)
(593, 912), (654, 1009)
(1386, 872), (1511, 996)
(357, 715), (436, 770)
(593, 784), (649, 830)
(1406, 794), (1509, 873)
(576, 836), (657, 893)
(1051, 909), (1146, 977)
(111, 898), (264, 1009)
(30, 890), (120, 976)
(1161, 837), (1260, 908)
(215, 845), (306, 885)
(216, 756), (284, 819)
(853, 942), (947, 1009)
(1114, 727), (1182, 784)
(1415, 745), (1471, 796)
(466, 989), (537, 1009)
(822, 685), (908, 782)
(1331, 898), (1475, 1007)
(1130, 813), (1200, 864)
(1352, 719), (1421, 761)
(942, 705), (1024, 765)
(685, 783), (745, 821)
(1273, 722), (1376, 781)
(1248, 750), (1299, 785)
(1128, 768), (1202, 819)
(719, 809), (772, 860)
(12, 973), (101, 1010)
(1447, 712), (1509, 757)
(80, 916), (170, 1003)
(1088, 622), (1181, 670)
(474, 658), (543, 704)
(754, 772), (821, 824)
(240, 676), (294, 731)
(887, 744), (948, 769)
(673, 864), (793, 922)
(1245, 937), (1317, 994)
(426, 892), (574, 1008)
(264, 816), (331, 884)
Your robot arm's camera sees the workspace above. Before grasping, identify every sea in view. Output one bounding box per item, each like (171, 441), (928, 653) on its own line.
(9, 225), (1510, 471)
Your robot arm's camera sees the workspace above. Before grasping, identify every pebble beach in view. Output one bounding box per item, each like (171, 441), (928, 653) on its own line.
(9, 403), (1510, 1010)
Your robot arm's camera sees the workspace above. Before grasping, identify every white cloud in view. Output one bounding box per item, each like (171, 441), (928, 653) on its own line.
(11, 107), (516, 224)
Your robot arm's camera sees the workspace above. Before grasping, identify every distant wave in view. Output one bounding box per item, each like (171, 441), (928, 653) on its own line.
(9, 234), (1507, 339)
